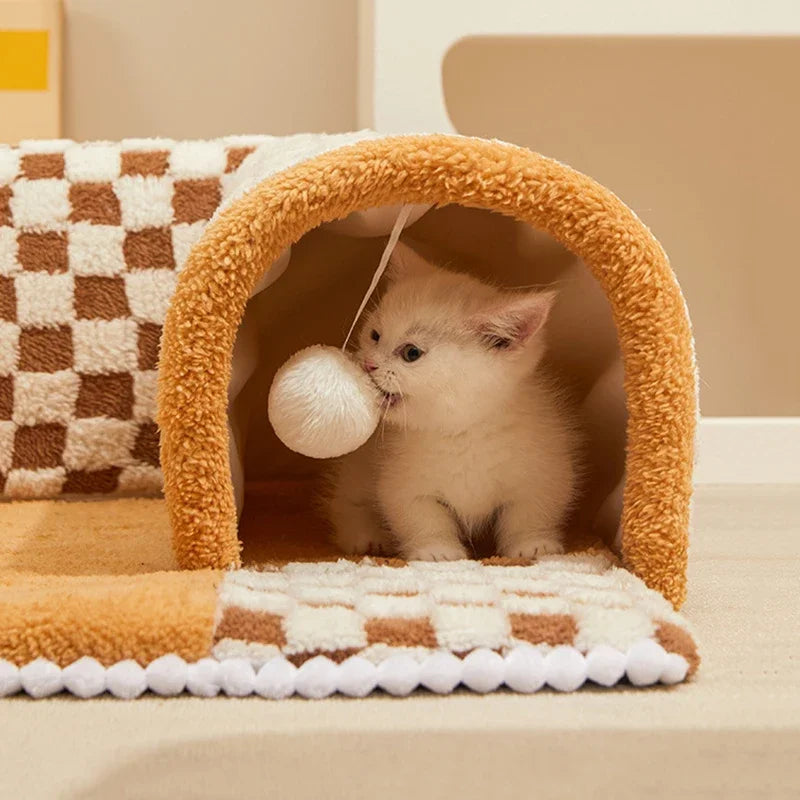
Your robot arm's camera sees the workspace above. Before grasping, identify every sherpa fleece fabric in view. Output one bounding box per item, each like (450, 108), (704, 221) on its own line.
(0, 495), (698, 689)
(159, 133), (696, 608)
(0, 135), (268, 498)
(0, 133), (698, 693)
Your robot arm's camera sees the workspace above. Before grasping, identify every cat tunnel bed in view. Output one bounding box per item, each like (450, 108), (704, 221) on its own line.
(0, 132), (698, 698)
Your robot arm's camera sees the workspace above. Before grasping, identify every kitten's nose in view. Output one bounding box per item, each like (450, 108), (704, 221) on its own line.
(363, 359), (378, 373)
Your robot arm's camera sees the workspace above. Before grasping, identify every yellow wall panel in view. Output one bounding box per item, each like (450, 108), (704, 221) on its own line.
(0, 30), (49, 90)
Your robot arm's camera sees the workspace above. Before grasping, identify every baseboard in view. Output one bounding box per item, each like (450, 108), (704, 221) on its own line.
(695, 417), (800, 484)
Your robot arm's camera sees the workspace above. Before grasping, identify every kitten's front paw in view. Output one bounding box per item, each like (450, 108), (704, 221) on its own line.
(500, 535), (565, 560)
(405, 541), (468, 562)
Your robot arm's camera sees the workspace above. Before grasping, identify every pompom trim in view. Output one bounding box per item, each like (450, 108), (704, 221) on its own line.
(1, 641), (689, 699)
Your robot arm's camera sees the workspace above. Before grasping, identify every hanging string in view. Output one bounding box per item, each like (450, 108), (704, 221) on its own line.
(341, 204), (414, 352)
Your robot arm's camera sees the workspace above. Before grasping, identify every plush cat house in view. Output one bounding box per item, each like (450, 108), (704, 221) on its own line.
(0, 132), (698, 698)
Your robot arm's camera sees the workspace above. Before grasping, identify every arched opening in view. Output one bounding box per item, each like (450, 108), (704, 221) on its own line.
(159, 135), (695, 608)
(234, 204), (624, 561)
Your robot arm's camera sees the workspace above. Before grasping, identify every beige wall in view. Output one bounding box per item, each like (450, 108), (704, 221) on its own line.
(444, 36), (800, 416)
(62, 0), (357, 140)
(14, 13), (799, 415)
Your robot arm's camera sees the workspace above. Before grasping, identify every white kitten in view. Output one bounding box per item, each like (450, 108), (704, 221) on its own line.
(327, 242), (580, 561)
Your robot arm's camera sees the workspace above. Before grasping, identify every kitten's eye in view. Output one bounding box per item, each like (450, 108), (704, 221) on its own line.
(370, 329), (380, 342)
(400, 344), (423, 363)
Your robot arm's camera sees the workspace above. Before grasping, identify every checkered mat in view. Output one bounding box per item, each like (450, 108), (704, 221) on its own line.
(0, 136), (267, 498)
(0, 550), (700, 698)
(211, 553), (699, 676)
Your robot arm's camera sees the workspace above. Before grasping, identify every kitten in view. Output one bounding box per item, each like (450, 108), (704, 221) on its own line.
(327, 241), (580, 561)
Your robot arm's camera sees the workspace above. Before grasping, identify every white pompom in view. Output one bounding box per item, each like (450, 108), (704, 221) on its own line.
(187, 658), (222, 697)
(146, 654), (188, 696)
(255, 658), (298, 699)
(219, 658), (256, 697)
(377, 655), (421, 696)
(419, 652), (462, 694)
(106, 660), (147, 699)
(0, 660), (22, 697)
(62, 657), (106, 698)
(545, 646), (587, 692)
(295, 656), (338, 699)
(626, 640), (668, 687)
(268, 346), (380, 459)
(585, 645), (627, 687)
(337, 656), (378, 698)
(660, 653), (689, 685)
(462, 648), (505, 694)
(20, 658), (63, 698)
(503, 645), (546, 693)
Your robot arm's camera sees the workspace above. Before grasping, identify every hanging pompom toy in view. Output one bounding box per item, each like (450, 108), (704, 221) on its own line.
(267, 205), (413, 458)
(268, 345), (380, 460)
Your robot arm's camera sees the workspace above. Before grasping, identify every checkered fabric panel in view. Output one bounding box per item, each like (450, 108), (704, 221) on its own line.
(0, 136), (265, 498)
(210, 554), (700, 673)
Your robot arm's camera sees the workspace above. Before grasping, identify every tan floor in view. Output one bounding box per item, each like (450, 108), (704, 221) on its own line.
(2, 484), (799, 799)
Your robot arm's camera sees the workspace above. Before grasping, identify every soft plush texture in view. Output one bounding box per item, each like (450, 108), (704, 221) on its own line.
(268, 345), (380, 459)
(0, 135), (268, 498)
(0, 495), (698, 696)
(0, 133), (698, 694)
(209, 552), (697, 674)
(159, 133), (696, 608)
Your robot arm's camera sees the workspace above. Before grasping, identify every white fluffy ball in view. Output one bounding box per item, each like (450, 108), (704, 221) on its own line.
(268, 345), (380, 459)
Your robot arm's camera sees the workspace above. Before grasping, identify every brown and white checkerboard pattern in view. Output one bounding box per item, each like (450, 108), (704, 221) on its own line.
(0, 136), (266, 497)
(211, 554), (699, 673)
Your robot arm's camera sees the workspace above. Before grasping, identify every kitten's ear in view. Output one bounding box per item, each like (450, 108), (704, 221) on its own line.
(386, 240), (436, 283)
(468, 290), (556, 350)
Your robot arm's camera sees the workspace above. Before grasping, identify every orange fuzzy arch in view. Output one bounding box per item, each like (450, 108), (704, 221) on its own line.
(157, 134), (695, 608)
